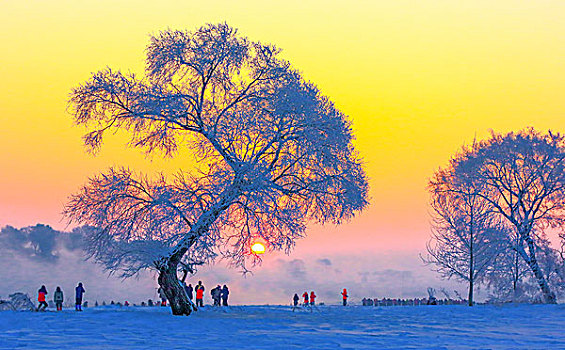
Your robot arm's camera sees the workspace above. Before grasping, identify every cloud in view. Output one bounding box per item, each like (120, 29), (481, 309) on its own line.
(316, 258), (332, 266)
(285, 259), (307, 279)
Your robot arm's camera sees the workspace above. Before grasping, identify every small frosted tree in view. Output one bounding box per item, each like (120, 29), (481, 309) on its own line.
(483, 226), (565, 302)
(448, 129), (565, 303)
(484, 238), (531, 302)
(425, 170), (506, 306)
(65, 23), (368, 315)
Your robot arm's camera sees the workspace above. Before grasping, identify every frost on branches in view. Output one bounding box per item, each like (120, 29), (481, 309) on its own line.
(425, 177), (507, 306)
(427, 129), (565, 304)
(65, 23), (369, 315)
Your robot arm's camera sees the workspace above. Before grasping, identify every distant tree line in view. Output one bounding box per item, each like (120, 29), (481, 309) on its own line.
(424, 129), (565, 305)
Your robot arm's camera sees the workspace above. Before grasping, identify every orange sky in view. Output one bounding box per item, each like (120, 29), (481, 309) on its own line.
(1, 0), (565, 259)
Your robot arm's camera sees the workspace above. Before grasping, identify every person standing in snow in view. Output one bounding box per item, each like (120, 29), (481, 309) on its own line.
(302, 291), (309, 306)
(221, 285), (229, 306)
(75, 282), (86, 311)
(54, 286), (64, 311)
(37, 285), (48, 311)
(158, 287), (167, 306)
(310, 291), (316, 306)
(185, 283), (193, 301)
(341, 288), (348, 306)
(293, 294), (299, 308)
(210, 286), (217, 306)
(195, 281), (205, 307)
(211, 285), (222, 306)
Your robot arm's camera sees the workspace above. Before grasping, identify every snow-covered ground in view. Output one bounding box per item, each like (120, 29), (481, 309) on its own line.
(1, 304), (564, 349)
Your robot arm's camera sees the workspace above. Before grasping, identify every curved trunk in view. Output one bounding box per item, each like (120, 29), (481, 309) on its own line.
(156, 179), (243, 316)
(158, 264), (193, 316)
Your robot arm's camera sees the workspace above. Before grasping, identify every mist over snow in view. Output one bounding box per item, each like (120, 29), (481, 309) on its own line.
(196, 252), (466, 305)
(0, 224), (467, 305)
(0, 225), (157, 305)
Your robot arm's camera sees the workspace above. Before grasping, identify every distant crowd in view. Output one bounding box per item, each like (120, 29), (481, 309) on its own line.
(33, 284), (470, 311)
(289, 289), (470, 307)
(33, 280), (230, 311)
(159, 281), (230, 307)
(361, 297), (469, 306)
(292, 288), (350, 309)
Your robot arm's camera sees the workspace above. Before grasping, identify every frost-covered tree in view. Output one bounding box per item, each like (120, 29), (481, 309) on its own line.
(487, 236), (565, 302)
(448, 129), (565, 303)
(425, 171), (506, 306)
(65, 23), (369, 315)
(485, 238), (531, 302)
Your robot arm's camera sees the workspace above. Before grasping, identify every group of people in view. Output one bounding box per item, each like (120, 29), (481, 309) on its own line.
(292, 289), (349, 308)
(292, 291), (317, 308)
(158, 281), (230, 307)
(210, 284), (229, 306)
(36, 283), (86, 312)
(294, 291), (317, 307)
(361, 297), (468, 306)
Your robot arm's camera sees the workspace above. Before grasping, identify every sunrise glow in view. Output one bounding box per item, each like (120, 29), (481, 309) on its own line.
(1, 0), (565, 306)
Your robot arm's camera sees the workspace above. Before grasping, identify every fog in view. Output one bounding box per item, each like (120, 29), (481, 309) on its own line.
(0, 224), (466, 306)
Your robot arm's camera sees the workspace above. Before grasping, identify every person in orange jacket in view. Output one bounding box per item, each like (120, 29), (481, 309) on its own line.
(341, 288), (348, 306)
(310, 291), (316, 306)
(302, 291), (309, 306)
(37, 285), (48, 311)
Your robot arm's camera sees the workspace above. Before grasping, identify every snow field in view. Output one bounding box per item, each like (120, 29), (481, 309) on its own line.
(1, 304), (564, 349)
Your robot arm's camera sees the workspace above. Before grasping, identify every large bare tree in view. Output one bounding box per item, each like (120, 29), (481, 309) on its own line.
(65, 23), (369, 315)
(446, 129), (565, 303)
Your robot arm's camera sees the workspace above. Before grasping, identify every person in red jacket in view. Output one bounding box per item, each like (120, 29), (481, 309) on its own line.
(310, 291), (316, 306)
(195, 281), (205, 307)
(37, 285), (48, 311)
(302, 291), (309, 306)
(341, 288), (348, 306)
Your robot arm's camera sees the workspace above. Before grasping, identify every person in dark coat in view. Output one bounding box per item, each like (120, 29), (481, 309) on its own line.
(37, 285), (48, 311)
(293, 294), (299, 308)
(75, 282), (86, 311)
(185, 283), (193, 301)
(211, 285), (221, 306)
(221, 285), (229, 306)
(53, 286), (64, 311)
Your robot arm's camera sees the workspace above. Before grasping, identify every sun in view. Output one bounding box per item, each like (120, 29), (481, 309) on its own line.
(251, 242), (266, 254)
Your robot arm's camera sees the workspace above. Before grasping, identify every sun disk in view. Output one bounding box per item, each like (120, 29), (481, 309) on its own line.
(251, 242), (266, 254)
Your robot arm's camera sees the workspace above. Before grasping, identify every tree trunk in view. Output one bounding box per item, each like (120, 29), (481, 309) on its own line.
(512, 249), (519, 302)
(468, 225), (474, 306)
(158, 265), (193, 316)
(524, 237), (556, 304)
(468, 279), (474, 306)
(154, 178), (243, 316)
(155, 180), (243, 316)
(468, 274), (474, 306)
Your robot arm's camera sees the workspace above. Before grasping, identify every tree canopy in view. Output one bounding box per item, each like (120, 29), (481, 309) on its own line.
(66, 23), (369, 314)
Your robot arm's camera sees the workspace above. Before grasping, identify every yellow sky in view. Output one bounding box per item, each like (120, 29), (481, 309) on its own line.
(1, 0), (565, 253)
